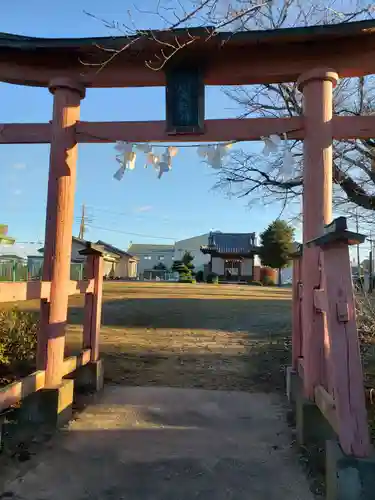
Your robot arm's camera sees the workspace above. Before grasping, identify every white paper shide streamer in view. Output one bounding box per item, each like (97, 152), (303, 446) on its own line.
(113, 140), (235, 181)
(196, 143), (233, 169)
(113, 141), (180, 180)
(260, 134), (295, 177)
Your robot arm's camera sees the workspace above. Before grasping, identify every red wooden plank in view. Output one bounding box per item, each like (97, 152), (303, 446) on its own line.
(298, 69), (338, 399)
(0, 281), (51, 303)
(1, 116), (375, 145)
(0, 123), (50, 144)
(76, 117), (304, 143)
(40, 79), (84, 387)
(321, 243), (371, 457)
(0, 370), (45, 412)
(61, 349), (91, 377)
(90, 255), (103, 362)
(67, 279), (94, 296)
(83, 255), (95, 352)
(292, 257), (303, 369)
(314, 385), (339, 435)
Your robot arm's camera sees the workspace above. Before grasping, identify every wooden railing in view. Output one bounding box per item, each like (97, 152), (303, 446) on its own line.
(0, 247), (103, 414)
(0, 279), (94, 303)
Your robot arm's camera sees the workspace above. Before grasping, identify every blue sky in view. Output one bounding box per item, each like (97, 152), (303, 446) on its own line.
(1, 0), (298, 257)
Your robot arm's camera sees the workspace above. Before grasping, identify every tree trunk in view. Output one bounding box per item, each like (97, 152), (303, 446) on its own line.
(278, 268), (282, 287)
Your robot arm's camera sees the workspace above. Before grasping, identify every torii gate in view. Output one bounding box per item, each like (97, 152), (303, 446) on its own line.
(1, 19), (375, 497)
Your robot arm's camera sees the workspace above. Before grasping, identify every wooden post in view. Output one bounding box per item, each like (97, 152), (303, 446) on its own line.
(38, 78), (85, 387)
(292, 254), (302, 369)
(321, 243), (371, 457)
(81, 245), (104, 362)
(297, 68), (338, 399)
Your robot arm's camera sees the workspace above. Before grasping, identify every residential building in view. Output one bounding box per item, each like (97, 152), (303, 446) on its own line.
(96, 240), (138, 279)
(127, 243), (175, 275)
(34, 237), (138, 279)
(174, 233), (210, 271)
(201, 231), (260, 281)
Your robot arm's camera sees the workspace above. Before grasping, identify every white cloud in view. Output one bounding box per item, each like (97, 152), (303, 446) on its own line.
(135, 205), (153, 213)
(12, 163), (26, 170)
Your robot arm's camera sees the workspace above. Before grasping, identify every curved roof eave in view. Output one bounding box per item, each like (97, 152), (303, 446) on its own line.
(0, 19), (375, 51)
(0, 20), (375, 88)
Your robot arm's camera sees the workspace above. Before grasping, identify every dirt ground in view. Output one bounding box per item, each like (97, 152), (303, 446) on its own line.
(2, 386), (314, 500)
(10, 281), (292, 391)
(0, 283), (319, 499)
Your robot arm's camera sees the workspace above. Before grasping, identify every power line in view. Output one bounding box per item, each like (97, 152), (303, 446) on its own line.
(84, 204), (207, 224)
(87, 224), (176, 240)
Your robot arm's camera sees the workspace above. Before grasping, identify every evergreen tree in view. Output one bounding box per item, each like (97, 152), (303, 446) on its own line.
(153, 262), (167, 271)
(182, 251), (195, 276)
(172, 252), (195, 280)
(259, 220), (295, 286)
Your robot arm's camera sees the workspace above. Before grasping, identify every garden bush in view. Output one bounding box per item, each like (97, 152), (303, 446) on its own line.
(207, 273), (219, 284)
(261, 275), (275, 286)
(0, 308), (38, 381)
(179, 277), (196, 284)
(195, 270), (204, 283)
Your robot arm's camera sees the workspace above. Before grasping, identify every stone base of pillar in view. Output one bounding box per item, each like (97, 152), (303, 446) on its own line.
(19, 378), (74, 429)
(74, 360), (104, 394)
(326, 440), (375, 500)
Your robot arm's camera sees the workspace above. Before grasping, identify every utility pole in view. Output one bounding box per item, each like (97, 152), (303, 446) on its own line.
(78, 204), (86, 240)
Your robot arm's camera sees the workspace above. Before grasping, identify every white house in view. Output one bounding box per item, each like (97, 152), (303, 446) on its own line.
(174, 233), (210, 271)
(127, 243), (175, 275)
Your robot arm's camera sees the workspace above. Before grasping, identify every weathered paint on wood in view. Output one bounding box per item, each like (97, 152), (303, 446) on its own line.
(0, 370), (45, 412)
(38, 78), (85, 387)
(90, 255), (103, 361)
(0, 281), (51, 303)
(67, 279), (94, 296)
(298, 68), (338, 399)
(2, 115), (375, 145)
(83, 255), (95, 353)
(1, 24), (375, 87)
(321, 243), (371, 457)
(61, 349), (91, 377)
(0, 280), (92, 304)
(292, 257), (302, 369)
(314, 385), (339, 435)
(82, 255), (103, 362)
(297, 357), (305, 379)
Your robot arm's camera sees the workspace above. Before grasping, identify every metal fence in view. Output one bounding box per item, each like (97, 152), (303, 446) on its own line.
(0, 260), (28, 282)
(0, 260), (84, 282)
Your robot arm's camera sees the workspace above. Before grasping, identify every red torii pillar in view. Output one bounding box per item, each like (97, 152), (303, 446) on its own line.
(39, 78), (85, 387)
(297, 68), (338, 399)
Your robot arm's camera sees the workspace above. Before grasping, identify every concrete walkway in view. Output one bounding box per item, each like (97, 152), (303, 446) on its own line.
(2, 387), (314, 499)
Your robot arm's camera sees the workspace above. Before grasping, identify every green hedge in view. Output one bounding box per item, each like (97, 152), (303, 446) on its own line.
(207, 273), (219, 284)
(0, 309), (38, 382)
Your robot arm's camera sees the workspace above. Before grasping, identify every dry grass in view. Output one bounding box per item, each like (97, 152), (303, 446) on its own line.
(1, 282), (292, 392)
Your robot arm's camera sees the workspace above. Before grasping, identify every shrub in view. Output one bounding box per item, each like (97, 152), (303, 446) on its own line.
(179, 277), (196, 284)
(250, 280), (263, 286)
(0, 309), (38, 375)
(195, 270), (204, 283)
(356, 292), (375, 355)
(207, 272), (219, 284)
(262, 275), (275, 286)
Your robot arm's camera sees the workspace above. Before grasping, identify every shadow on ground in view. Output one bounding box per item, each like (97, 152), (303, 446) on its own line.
(64, 295), (292, 391)
(68, 297), (291, 333)
(0, 387), (314, 500)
